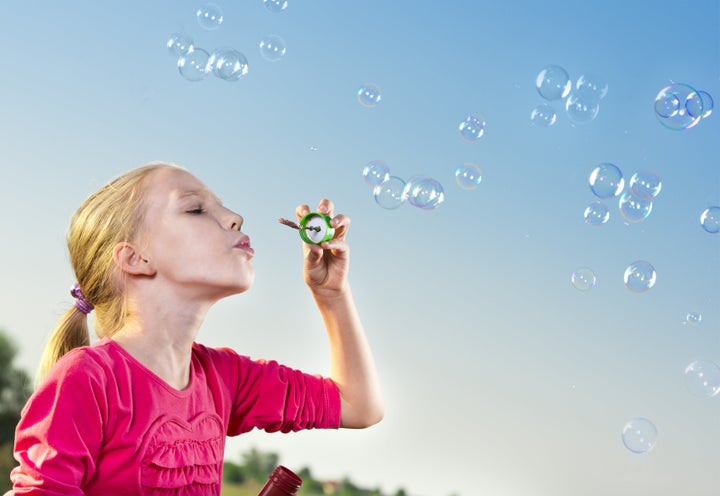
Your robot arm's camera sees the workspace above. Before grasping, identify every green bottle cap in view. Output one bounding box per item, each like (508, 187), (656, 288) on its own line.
(298, 212), (335, 245)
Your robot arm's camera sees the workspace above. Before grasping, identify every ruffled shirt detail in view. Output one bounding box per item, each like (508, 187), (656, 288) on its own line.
(141, 414), (224, 495)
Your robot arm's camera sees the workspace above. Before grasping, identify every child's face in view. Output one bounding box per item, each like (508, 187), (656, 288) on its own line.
(137, 167), (255, 300)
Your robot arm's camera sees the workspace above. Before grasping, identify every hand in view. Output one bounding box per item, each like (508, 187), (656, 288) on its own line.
(295, 199), (350, 296)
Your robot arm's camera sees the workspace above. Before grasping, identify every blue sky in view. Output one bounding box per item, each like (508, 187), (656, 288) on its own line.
(1, 1), (719, 495)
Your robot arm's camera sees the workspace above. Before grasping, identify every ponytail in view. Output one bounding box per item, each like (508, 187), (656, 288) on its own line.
(36, 306), (91, 387)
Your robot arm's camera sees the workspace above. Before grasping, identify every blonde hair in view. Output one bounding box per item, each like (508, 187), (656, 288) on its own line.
(37, 162), (181, 385)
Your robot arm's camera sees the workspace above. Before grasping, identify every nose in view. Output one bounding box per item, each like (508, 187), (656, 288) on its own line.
(225, 209), (244, 231)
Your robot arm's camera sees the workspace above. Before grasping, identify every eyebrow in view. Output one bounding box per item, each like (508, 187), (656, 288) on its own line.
(176, 190), (223, 206)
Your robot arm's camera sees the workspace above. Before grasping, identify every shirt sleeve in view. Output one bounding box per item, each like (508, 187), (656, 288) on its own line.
(7, 349), (107, 495)
(199, 346), (341, 435)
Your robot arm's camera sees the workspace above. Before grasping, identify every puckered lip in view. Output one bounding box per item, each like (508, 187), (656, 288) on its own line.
(234, 235), (254, 255)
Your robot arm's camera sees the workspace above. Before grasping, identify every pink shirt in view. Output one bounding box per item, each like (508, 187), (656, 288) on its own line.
(6, 337), (341, 495)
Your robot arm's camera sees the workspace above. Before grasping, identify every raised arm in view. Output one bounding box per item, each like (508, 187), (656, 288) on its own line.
(296, 200), (384, 428)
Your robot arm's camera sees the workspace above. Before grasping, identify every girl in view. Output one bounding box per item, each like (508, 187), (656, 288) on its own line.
(4, 162), (383, 495)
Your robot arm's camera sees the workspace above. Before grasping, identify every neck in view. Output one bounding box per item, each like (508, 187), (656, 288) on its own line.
(111, 297), (210, 391)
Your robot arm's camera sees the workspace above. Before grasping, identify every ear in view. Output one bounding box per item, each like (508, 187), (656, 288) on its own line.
(113, 242), (156, 276)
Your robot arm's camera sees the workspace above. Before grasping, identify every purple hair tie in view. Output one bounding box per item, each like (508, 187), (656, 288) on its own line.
(70, 283), (94, 315)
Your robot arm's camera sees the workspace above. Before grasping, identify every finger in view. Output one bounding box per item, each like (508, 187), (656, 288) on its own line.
(316, 198), (334, 217)
(320, 238), (349, 255)
(295, 204), (311, 221)
(330, 214), (350, 240)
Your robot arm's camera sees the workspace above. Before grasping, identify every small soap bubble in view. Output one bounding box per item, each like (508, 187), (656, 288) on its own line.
(178, 48), (210, 82)
(629, 170), (662, 200)
(695, 90), (714, 119)
(373, 176), (406, 210)
(196, 3), (224, 30)
(458, 114), (486, 142)
(571, 267), (597, 291)
(167, 33), (194, 57)
(362, 160), (390, 187)
(684, 360), (720, 398)
(357, 83), (382, 108)
(565, 93), (600, 125)
(623, 260), (656, 293)
(574, 73), (608, 103)
(589, 163), (624, 199)
(622, 417), (657, 454)
(263, 0), (288, 13)
(208, 48), (248, 81)
(685, 311), (702, 325)
(405, 177), (445, 210)
(259, 35), (287, 62)
(455, 163), (482, 190)
(700, 206), (720, 233)
(619, 190), (653, 223)
(584, 201), (610, 226)
(654, 83), (704, 130)
(530, 103), (557, 127)
(535, 65), (571, 101)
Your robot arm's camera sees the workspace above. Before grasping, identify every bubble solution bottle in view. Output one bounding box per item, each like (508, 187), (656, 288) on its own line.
(258, 465), (303, 496)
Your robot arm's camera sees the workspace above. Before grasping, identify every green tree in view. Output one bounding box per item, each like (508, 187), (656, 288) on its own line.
(240, 446), (280, 482)
(0, 330), (33, 492)
(222, 460), (247, 484)
(296, 466), (324, 494)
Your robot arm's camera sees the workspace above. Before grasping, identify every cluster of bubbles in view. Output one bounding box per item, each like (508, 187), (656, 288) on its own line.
(584, 163), (662, 226)
(654, 83), (714, 130)
(531, 65), (608, 127)
(572, 163), (661, 294)
(167, 1), (288, 83)
(362, 160), (445, 210)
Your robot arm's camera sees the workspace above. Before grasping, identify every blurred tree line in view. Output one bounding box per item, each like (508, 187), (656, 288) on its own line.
(223, 446), (411, 496)
(0, 330), (33, 492)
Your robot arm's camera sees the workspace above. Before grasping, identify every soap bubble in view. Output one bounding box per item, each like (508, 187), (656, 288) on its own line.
(455, 163), (482, 190)
(584, 201), (610, 226)
(622, 417), (658, 454)
(357, 83), (382, 107)
(684, 360), (720, 398)
(571, 267), (597, 291)
(565, 93), (600, 125)
(685, 311), (702, 325)
(178, 48), (210, 82)
(619, 190), (653, 223)
(623, 260), (656, 293)
(259, 35), (287, 62)
(208, 48), (248, 81)
(458, 114), (486, 141)
(362, 160), (390, 187)
(530, 103), (557, 127)
(263, 0), (288, 13)
(574, 73), (608, 103)
(654, 83), (704, 130)
(196, 3), (224, 30)
(629, 170), (662, 200)
(404, 177), (445, 210)
(694, 90), (714, 119)
(535, 65), (571, 101)
(373, 176), (406, 209)
(167, 33), (194, 57)
(589, 163), (624, 199)
(700, 206), (720, 233)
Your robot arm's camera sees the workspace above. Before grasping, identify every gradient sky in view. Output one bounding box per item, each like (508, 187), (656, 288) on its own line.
(1, 1), (719, 495)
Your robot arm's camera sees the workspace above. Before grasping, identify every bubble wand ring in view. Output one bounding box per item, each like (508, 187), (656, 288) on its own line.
(278, 212), (335, 245)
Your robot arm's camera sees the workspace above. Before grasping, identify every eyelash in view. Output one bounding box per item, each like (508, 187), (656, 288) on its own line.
(187, 206), (205, 214)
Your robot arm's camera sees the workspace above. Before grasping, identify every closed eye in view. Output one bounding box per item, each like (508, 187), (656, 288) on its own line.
(186, 206), (205, 214)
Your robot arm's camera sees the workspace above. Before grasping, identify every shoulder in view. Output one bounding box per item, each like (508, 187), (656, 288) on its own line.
(44, 338), (123, 389)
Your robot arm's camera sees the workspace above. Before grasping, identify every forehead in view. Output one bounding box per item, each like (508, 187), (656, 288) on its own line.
(144, 167), (217, 203)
